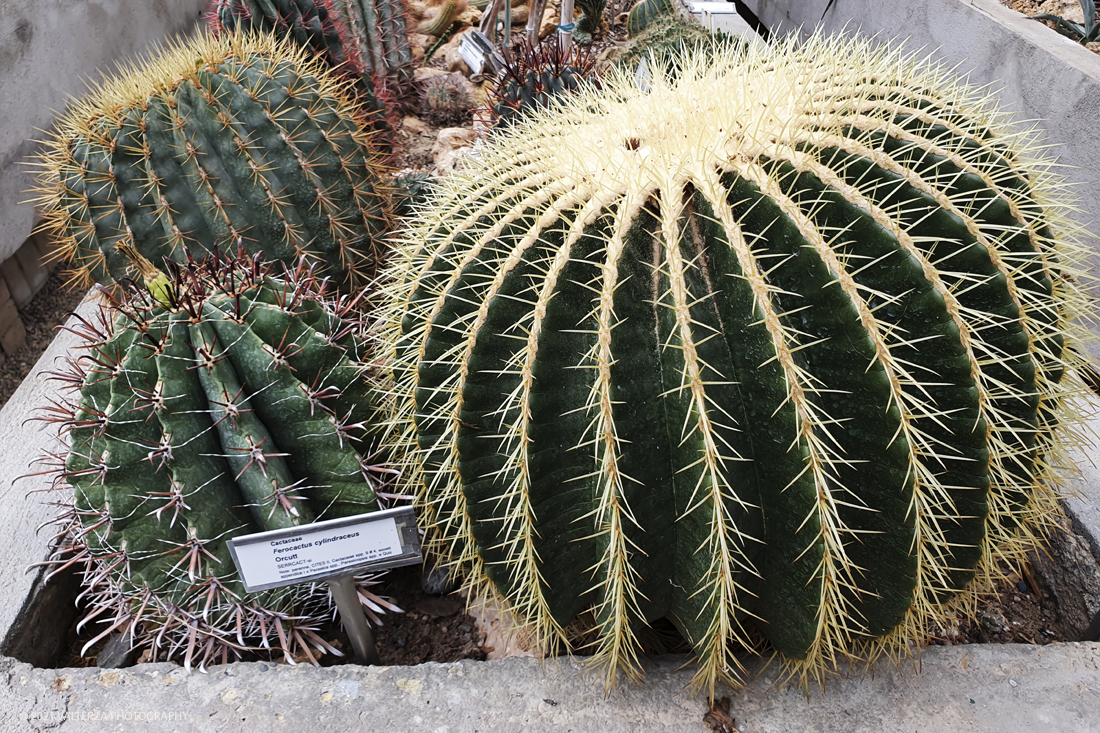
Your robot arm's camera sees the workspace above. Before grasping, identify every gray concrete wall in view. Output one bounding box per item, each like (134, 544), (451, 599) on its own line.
(0, 0), (208, 263)
(741, 0), (1100, 239)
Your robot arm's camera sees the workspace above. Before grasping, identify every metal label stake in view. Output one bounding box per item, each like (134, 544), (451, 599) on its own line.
(227, 506), (422, 665)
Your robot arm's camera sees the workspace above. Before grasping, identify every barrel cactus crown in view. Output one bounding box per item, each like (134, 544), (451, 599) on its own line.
(37, 252), (398, 669)
(30, 32), (392, 292)
(376, 36), (1095, 695)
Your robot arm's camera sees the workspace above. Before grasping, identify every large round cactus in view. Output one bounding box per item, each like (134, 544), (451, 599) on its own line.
(37, 252), (398, 668)
(31, 32), (392, 292)
(376, 37), (1094, 694)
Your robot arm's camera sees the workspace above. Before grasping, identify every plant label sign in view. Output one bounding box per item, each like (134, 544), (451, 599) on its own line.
(227, 506), (421, 592)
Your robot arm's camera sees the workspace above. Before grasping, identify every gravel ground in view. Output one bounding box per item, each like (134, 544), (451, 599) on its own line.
(0, 272), (88, 413)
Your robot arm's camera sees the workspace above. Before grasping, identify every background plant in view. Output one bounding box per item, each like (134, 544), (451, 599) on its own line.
(375, 36), (1095, 696)
(1031, 0), (1100, 44)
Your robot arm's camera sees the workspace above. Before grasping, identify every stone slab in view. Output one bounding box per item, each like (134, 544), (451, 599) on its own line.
(0, 290), (98, 642)
(0, 643), (1098, 733)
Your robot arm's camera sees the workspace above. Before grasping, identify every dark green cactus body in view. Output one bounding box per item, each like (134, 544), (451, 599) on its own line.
(380, 38), (1092, 693)
(212, 0), (347, 64)
(51, 254), (391, 668)
(35, 33), (391, 292)
(490, 42), (600, 128)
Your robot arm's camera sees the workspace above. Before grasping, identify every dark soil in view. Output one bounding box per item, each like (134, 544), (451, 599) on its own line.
(0, 270), (87, 413)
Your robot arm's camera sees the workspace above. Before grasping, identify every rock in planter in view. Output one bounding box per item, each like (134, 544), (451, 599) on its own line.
(431, 127), (478, 172)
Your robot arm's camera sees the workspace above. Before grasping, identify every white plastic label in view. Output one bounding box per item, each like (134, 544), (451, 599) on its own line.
(227, 508), (419, 592)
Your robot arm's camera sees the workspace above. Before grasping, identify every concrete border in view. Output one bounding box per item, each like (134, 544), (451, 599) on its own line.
(1, 644), (1099, 732)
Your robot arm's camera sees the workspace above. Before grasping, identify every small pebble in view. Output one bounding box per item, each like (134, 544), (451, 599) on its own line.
(420, 563), (460, 595)
(97, 633), (139, 669)
(394, 629), (407, 648)
(1016, 581), (1029, 592)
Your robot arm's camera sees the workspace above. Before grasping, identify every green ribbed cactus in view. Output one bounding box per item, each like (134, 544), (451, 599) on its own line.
(31, 32), (391, 292)
(37, 251), (398, 668)
(626, 0), (676, 37)
(377, 37), (1095, 695)
(613, 12), (738, 74)
(210, 0), (347, 64)
(489, 41), (600, 128)
(208, 0), (395, 136)
(328, 0), (415, 102)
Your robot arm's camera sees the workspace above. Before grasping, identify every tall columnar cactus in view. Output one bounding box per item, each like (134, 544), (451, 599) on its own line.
(35, 251), (399, 669)
(328, 0), (416, 102)
(376, 37), (1095, 695)
(31, 32), (392, 292)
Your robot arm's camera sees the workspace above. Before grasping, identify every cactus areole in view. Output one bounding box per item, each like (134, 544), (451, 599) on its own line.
(378, 37), (1095, 694)
(31, 32), (392, 292)
(40, 253), (398, 668)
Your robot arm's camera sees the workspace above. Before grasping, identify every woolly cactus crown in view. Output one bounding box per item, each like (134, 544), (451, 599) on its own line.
(377, 35), (1095, 696)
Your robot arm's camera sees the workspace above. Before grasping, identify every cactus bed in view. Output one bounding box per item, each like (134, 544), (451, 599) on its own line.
(4, 0), (1095, 695)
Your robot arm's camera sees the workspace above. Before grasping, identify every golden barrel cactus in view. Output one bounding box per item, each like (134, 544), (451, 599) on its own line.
(376, 36), (1096, 694)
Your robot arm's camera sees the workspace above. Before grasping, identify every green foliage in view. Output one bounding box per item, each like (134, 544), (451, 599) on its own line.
(489, 40), (600, 128)
(31, 33), (392, 292)
(377, 37), (1095, 696)
(1032, 0), (1100, 44)
(40, 252), (397, 668)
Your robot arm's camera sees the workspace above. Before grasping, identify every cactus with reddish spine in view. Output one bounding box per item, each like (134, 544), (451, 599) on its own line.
(328, 0), (416, 104)
(30, 32), (392, 292)
(376, 37), (1095, 695)
(489, 40), (600, 128)
(34, 251), (401, 669)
